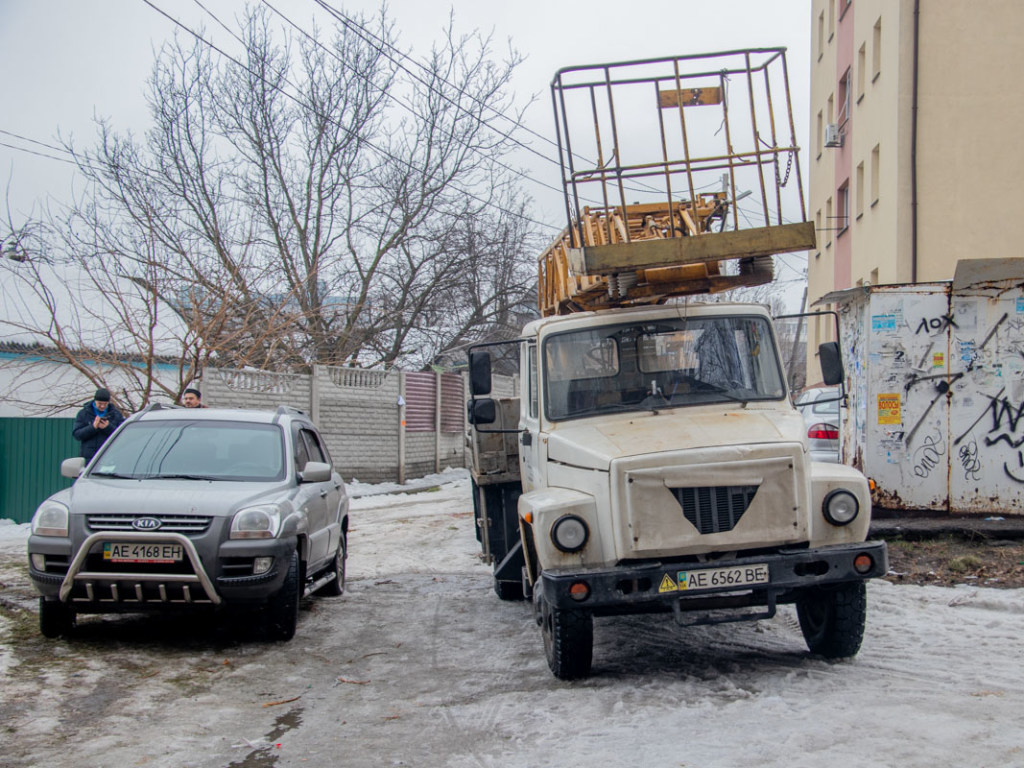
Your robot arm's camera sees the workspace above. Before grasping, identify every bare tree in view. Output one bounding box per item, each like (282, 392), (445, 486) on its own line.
(1, 4), (539, 410)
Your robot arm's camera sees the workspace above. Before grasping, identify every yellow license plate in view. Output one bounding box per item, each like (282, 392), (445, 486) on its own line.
(675, 563), (769, 591)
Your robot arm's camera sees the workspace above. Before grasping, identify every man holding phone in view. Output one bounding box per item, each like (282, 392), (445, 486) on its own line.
(72, 387), (126, 462)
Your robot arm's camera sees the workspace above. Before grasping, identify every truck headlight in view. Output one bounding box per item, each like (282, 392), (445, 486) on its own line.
(823, 489), (859, 526)
(32, 501), (69, 537)
(551, 515), (589, 553)
(230, 505), (282, 539)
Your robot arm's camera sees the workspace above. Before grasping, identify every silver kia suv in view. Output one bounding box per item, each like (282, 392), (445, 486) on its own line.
(27, 404), (349, 640)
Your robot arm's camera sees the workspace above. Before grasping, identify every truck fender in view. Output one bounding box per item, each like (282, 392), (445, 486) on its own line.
(809, 462), (872, 545)
(518, 487), (603, 572)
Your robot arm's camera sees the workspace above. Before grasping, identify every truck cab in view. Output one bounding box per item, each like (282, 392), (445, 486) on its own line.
(469, 302), (887, 679)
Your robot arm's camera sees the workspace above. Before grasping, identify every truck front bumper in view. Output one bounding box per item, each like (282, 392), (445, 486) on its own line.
(539, 540), (888, 615)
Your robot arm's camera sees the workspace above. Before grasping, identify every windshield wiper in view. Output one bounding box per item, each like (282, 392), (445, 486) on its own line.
(145, 473), (219, 481)
(89, 471), (136, 479)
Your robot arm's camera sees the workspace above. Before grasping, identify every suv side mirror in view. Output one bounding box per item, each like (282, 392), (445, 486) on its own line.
(819, 341), (844, 386)
(299, 461), (331, 483)
(61, 457), (86, 478)
(469, 351), (492, 396)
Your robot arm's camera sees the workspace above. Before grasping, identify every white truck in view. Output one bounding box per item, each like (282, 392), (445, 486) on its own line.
(466, 50), (887, 679)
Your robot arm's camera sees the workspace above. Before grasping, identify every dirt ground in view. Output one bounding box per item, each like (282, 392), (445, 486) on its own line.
(880, 534), (1024, 589)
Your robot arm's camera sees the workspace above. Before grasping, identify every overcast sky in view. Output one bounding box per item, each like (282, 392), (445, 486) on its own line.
(0, 0), (812, 285)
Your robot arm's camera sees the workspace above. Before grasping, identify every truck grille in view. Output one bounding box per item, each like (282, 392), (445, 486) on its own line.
(86, 514), (212, 535)
(671, 485), (758, 534)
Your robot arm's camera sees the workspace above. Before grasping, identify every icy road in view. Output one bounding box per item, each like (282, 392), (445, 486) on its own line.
(1, 474), (1022, 767)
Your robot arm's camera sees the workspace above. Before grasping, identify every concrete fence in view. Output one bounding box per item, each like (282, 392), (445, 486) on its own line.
(202, 365), (519, 484)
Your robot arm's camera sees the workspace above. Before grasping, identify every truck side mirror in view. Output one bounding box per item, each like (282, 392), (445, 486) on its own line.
(467, 398), (496, 425)
(819, 341), (844, 386)
(469, 351), (492, 396)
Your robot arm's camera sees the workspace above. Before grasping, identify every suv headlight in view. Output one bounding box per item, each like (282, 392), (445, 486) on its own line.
(230, 504), (282, 539)
(32, 500), (69, 537)
(823, 489), (859, 526)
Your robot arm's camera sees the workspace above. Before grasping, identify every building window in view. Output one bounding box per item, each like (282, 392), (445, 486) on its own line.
(840, 0), (852, 21)
(828, 0), (835, 41)
(836, 182), (850, 234)
(827, 93), (834, 125)
(872, 17), (882, 81)
(816, 111), (823, 157)
(838, 68), (852, 126)
(871, 144), (880, 204)
(818, 11), (825, 60)
(871, 268), (879, 286)
(857, 43), (866, 102)
(815, 209), (822, 257)
(856, 162), (865, 219)
(826, 196), (833, 247)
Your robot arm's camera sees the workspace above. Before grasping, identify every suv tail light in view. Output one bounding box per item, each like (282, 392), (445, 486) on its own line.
(808, 423), (839, 440)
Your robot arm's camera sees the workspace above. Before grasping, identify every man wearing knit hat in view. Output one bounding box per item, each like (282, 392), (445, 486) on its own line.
(181, 387), (208, 408)
(72, 386), (126, 462)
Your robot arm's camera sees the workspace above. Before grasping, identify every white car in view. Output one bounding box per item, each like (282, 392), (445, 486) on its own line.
(796, 387), (842, 463)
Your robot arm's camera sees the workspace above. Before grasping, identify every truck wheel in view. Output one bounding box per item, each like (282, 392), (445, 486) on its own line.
(494, 577), (525, 601)
(315, 533), (347, 597)
(266, 550), (301, 641)
(796, 581), (866, 659)
(537, 590), (593, 680)
(39, 598), (75, 638)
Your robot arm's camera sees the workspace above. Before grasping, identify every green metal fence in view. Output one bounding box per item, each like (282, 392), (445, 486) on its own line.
(0, 418), (78, 524)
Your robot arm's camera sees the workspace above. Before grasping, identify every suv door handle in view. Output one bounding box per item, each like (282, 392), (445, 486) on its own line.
(319, 489), (329, 498)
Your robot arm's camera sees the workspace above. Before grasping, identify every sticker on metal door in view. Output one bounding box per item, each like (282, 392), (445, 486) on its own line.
(673, 563), (769, 591)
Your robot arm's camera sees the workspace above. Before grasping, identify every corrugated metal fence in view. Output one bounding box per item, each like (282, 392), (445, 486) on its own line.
(0, 417), (77, 524)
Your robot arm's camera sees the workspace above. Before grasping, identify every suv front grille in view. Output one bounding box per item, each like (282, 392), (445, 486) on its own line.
(86, 514), (213, 535)
(671, 485), (758, 534)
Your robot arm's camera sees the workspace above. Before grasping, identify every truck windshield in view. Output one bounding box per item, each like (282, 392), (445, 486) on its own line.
(543, 315), (786, 421)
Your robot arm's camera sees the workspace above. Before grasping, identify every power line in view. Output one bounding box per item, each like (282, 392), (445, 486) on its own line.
(255, 0), (571, 203)
(279, 0), (669, 205)
(139, 0), (561, 233)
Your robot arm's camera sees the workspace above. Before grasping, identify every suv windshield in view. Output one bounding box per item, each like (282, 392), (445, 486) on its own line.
(544, 315), (785, 421)
(89, 420), (286, 481)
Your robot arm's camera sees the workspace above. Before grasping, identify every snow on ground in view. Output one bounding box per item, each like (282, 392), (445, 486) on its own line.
(2, 473), (1024, 767)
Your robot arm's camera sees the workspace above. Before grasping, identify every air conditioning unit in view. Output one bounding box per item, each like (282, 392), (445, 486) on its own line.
(824, 123), (842, 148)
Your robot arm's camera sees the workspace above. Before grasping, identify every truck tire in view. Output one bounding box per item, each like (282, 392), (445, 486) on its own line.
(796, 581), (866, 659)
(315, 532), (347, 597)
(266, 550), (301, 641)
(536, 585), (593, 680)
(494, 577), (525, 601)
(39, 597), (75, 638)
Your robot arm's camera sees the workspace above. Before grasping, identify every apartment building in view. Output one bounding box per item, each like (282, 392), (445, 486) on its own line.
(807, 0), (1024, 351)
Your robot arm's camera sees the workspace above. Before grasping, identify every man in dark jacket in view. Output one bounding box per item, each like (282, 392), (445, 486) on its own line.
(72, 387), (126, 462)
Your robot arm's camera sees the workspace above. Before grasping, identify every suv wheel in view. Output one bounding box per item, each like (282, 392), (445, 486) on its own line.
(265, 550), (301, 641)
(39, 598), (75, 639)
(315, 533), (347, 597)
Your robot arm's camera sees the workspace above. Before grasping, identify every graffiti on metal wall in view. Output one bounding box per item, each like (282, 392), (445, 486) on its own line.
(911, 430), (945, 479)
(848, 281), (1024, 512)
(914, 314), (958, 336)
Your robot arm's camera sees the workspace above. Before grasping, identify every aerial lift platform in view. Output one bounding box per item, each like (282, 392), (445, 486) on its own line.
(538, 48), (816, 316)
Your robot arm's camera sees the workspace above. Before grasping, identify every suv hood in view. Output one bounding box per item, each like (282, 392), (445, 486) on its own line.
(546, 406), (805, 471)
(69, 477), (291, 517)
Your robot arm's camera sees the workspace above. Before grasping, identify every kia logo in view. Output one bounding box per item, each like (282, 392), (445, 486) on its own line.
(132, 517), (162, 531)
